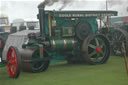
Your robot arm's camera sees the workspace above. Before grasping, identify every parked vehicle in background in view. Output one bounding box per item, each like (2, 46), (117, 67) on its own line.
(0, 18), (39, 58)
(0, 14), (10, 32)
(101, 16), (128, 56)
(11, 18), (39, 33)
(0, 14), (10, 47)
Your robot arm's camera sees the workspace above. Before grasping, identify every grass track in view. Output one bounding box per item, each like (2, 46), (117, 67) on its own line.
(0, 56), (128, 85)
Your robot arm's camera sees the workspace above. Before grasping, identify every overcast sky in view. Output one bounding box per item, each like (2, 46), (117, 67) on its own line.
(0, 0), (128, 22)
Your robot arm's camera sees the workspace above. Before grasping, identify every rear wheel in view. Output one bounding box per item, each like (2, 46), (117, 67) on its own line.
(7, 46), (21, 78)
(82, 34), (110, 64)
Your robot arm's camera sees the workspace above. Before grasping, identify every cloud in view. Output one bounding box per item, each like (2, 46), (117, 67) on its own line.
(1, 0), (128, 22)
(106, 0), (128, 16)
(1, 1), (40, 22)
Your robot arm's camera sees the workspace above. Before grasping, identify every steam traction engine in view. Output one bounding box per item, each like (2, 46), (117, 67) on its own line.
(0, 3), (117, 78)
(101, 16), (128, 56)
(111, 17), (128, 56)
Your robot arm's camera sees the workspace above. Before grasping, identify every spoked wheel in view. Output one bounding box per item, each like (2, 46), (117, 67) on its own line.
(105, 32), (113, 43)
(7, 46), (21, 78)
(112, 28), (128, 56)
(82, 34), (110, 64)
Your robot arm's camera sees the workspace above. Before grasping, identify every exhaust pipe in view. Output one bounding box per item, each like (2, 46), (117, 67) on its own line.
(38, 3), (45, 39)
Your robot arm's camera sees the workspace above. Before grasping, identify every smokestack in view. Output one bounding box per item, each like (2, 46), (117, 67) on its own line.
(38, 2), (45, 38)
(38, 0), (73, 37)
(38, 0), (59, 38)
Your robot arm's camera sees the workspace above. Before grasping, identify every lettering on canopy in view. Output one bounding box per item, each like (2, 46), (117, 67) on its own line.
(53, 11), (117, 17)
(57, 13), (115, 17)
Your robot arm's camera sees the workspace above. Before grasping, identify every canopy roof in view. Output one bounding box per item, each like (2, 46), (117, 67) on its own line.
(46, 10), (118, 18)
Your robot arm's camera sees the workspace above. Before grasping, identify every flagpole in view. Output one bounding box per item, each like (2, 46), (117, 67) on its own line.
(106, 0), (108, 11)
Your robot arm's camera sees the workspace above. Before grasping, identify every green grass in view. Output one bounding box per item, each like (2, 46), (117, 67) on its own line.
(0, 56), (128, 85)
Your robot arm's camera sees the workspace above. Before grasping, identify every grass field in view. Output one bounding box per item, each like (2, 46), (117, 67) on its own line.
(0, 56), (128, 85)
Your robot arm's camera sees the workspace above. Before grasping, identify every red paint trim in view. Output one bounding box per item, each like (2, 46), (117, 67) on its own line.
(40, 47), (43, 52)
(96, 46), (102, 53)
(7, 48), (18, 78)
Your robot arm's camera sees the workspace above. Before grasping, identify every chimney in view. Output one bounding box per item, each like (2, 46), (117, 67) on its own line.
(38, 3), (46, 38)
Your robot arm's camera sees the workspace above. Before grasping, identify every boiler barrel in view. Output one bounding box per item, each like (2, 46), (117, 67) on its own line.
(50, 38), (77, 50)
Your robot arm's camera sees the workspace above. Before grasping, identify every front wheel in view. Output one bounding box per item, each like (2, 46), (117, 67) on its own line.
(7, 46), (21, 78)
(82, 34), (110, 65)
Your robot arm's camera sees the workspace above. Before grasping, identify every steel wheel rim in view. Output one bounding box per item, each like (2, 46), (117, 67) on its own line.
(88, 37), (106, 62)
(32, 50), (45, 71)
(7, 48), (18, 78)
(32, 61), (45, 70)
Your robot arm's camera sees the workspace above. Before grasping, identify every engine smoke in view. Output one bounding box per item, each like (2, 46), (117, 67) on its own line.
(39, 0), (73, 10)
(59, 0), (73, 11)
(38, 0), (59, 8)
